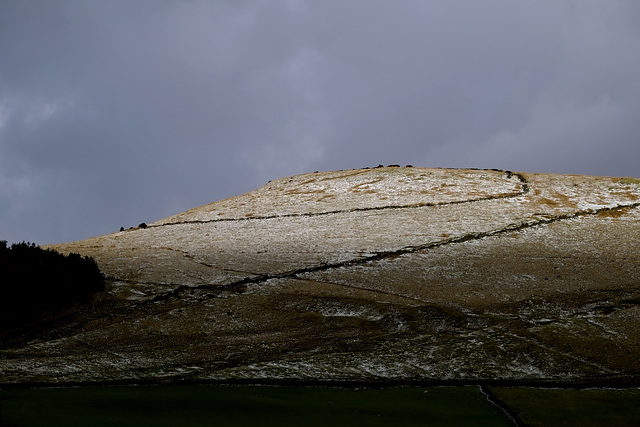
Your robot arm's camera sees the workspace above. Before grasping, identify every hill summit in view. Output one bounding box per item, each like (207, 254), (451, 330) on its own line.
(2, 166), (640, 386)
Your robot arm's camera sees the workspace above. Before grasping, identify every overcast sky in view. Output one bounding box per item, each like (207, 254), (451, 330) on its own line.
(1, 0), (640, 244)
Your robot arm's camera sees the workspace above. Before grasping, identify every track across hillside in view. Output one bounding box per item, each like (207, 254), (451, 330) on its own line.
(4, 167), (639, 386)
(134, 170), (640, 305)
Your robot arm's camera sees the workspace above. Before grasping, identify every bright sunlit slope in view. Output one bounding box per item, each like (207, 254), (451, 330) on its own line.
(3, 167), (640, 385)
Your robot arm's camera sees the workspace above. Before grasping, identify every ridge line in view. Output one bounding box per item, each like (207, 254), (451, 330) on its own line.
(147, 170), (529, 228)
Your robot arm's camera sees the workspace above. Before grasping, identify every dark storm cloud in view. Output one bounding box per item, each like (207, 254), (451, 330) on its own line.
(1, 0), (639, 244)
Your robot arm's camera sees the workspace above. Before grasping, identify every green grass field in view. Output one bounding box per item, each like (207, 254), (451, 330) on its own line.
(489, 386), (640, 427)
(0, 385), (511, 427)
(2, 385), (640, 426)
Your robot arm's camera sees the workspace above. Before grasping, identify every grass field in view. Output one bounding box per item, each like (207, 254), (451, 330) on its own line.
(3, 385), (640, 426)
(489, 386), (640, 426)
(0, 385), (513, 426)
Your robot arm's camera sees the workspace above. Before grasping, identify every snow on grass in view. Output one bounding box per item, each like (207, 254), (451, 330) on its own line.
(49, 168), (639, 296)
(152, 167), (522, 224)
(27, 167), (640, 384)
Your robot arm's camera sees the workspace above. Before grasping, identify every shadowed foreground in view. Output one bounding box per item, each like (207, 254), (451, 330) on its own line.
(2, 385), (640, 426)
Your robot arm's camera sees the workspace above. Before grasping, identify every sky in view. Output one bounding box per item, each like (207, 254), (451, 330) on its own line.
(1, 0), (640, 245)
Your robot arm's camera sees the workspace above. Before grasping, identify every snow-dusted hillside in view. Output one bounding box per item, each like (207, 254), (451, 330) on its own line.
(2, 167), (640, 385)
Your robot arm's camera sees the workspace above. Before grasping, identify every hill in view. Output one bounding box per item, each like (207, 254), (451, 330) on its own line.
(2, 166), (640, 386)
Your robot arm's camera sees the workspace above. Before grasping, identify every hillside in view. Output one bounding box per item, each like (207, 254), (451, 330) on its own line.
(2, 166), (640, 386)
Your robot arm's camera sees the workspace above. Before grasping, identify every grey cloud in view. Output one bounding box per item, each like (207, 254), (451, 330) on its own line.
(1, 0), (639, 244)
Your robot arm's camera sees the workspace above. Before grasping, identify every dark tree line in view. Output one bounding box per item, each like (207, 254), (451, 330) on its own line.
(0, 241), (105, 329)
